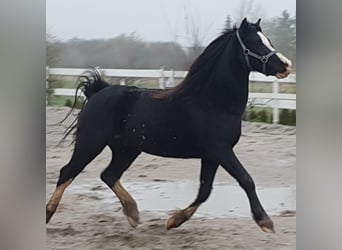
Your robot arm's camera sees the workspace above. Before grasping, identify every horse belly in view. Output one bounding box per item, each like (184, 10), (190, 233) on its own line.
(142, 136), (202, 158)
(119, 125), (202, 158)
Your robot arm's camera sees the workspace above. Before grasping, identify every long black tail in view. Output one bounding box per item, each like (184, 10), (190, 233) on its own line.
(59, 67), (110, 144)
(80, 67), (110, 99)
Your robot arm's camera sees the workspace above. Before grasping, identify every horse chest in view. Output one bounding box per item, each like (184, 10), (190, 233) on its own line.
(197, 113), (242, 148)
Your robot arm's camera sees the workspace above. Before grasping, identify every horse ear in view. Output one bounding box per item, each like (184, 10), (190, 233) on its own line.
(239, 17), (248, 32)
(256, 18), (261, 26)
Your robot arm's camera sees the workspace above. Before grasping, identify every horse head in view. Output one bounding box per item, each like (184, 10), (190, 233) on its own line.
(236, 18), (292, 79)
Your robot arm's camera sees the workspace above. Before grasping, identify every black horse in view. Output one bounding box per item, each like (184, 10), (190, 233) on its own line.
(46, 18), (292, 233)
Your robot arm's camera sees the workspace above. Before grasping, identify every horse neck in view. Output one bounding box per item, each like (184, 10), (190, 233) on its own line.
(199, 39), (250, 115)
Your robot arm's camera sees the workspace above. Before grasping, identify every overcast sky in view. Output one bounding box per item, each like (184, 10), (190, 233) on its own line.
(47, 0), (295, 46)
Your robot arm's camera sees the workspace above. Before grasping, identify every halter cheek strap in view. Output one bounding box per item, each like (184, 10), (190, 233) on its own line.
(236, 30), (277, 74)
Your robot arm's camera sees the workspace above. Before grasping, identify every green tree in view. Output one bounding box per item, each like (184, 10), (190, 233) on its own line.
(263, 11), (296, 69)
(224, 15), (233, 30)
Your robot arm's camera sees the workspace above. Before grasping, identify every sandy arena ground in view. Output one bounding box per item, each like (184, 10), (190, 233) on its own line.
(46, 107), (296, 250)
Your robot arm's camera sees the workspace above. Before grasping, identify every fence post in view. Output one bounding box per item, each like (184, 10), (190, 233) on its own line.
(46, 66), (49, 105)
(120, 79), (126, 86)
(166, 68), (175, 88)
(272, 79), (279, 124)
(159, 66), (165, 89)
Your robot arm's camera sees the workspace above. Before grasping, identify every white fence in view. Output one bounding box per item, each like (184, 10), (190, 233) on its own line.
(46, 67), (296, 124)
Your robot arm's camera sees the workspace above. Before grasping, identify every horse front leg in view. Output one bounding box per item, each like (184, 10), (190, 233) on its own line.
(214, 149), (275, 233)
(167, 158), (219, 229)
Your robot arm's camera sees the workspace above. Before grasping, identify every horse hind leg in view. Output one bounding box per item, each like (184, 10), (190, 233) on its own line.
(100, 146), (141, 227)
(46, 129), (107, 224)
(46, 177), (72, 223)
(112, 181), (140, 227)
(167, 158), (219, 229)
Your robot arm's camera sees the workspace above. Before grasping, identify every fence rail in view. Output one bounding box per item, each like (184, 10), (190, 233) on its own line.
(46, 67), (296, 124)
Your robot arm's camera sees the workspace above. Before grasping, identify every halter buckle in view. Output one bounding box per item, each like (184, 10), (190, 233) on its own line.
(261, 56), (268, 63)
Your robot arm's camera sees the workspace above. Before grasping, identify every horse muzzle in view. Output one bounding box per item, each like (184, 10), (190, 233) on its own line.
(276, 65), (292, 79)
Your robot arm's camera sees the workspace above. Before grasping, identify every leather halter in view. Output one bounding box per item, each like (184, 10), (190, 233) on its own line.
(236, 30), (277, 74)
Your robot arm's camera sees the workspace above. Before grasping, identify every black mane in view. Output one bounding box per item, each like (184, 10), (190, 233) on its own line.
(154, 28), (237, 99)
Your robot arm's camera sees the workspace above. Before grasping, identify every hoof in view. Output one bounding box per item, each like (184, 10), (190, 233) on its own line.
(46, 205), (55, 224)
(126, 215), (140, 228)
(46, 211), (53, 224)
(166, 210), (188, 230)
(123, 204), (140, 228)
(258, 217), (275, 233)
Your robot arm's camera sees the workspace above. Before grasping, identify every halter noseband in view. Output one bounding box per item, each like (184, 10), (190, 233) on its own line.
(236, 30), (277, 74)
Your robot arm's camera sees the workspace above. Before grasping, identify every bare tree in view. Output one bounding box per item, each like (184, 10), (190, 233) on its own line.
(46, 32), (60, 66)
(234, 0), (265, 23)
(184, 10), (202, 63)
(183, 5), (214, 67)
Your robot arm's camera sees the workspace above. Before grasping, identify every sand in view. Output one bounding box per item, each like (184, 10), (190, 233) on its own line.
(46, 107), (296, 249)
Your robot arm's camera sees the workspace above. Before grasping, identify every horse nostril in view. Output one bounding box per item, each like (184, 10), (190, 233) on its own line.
(284, 63), (289, 68)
